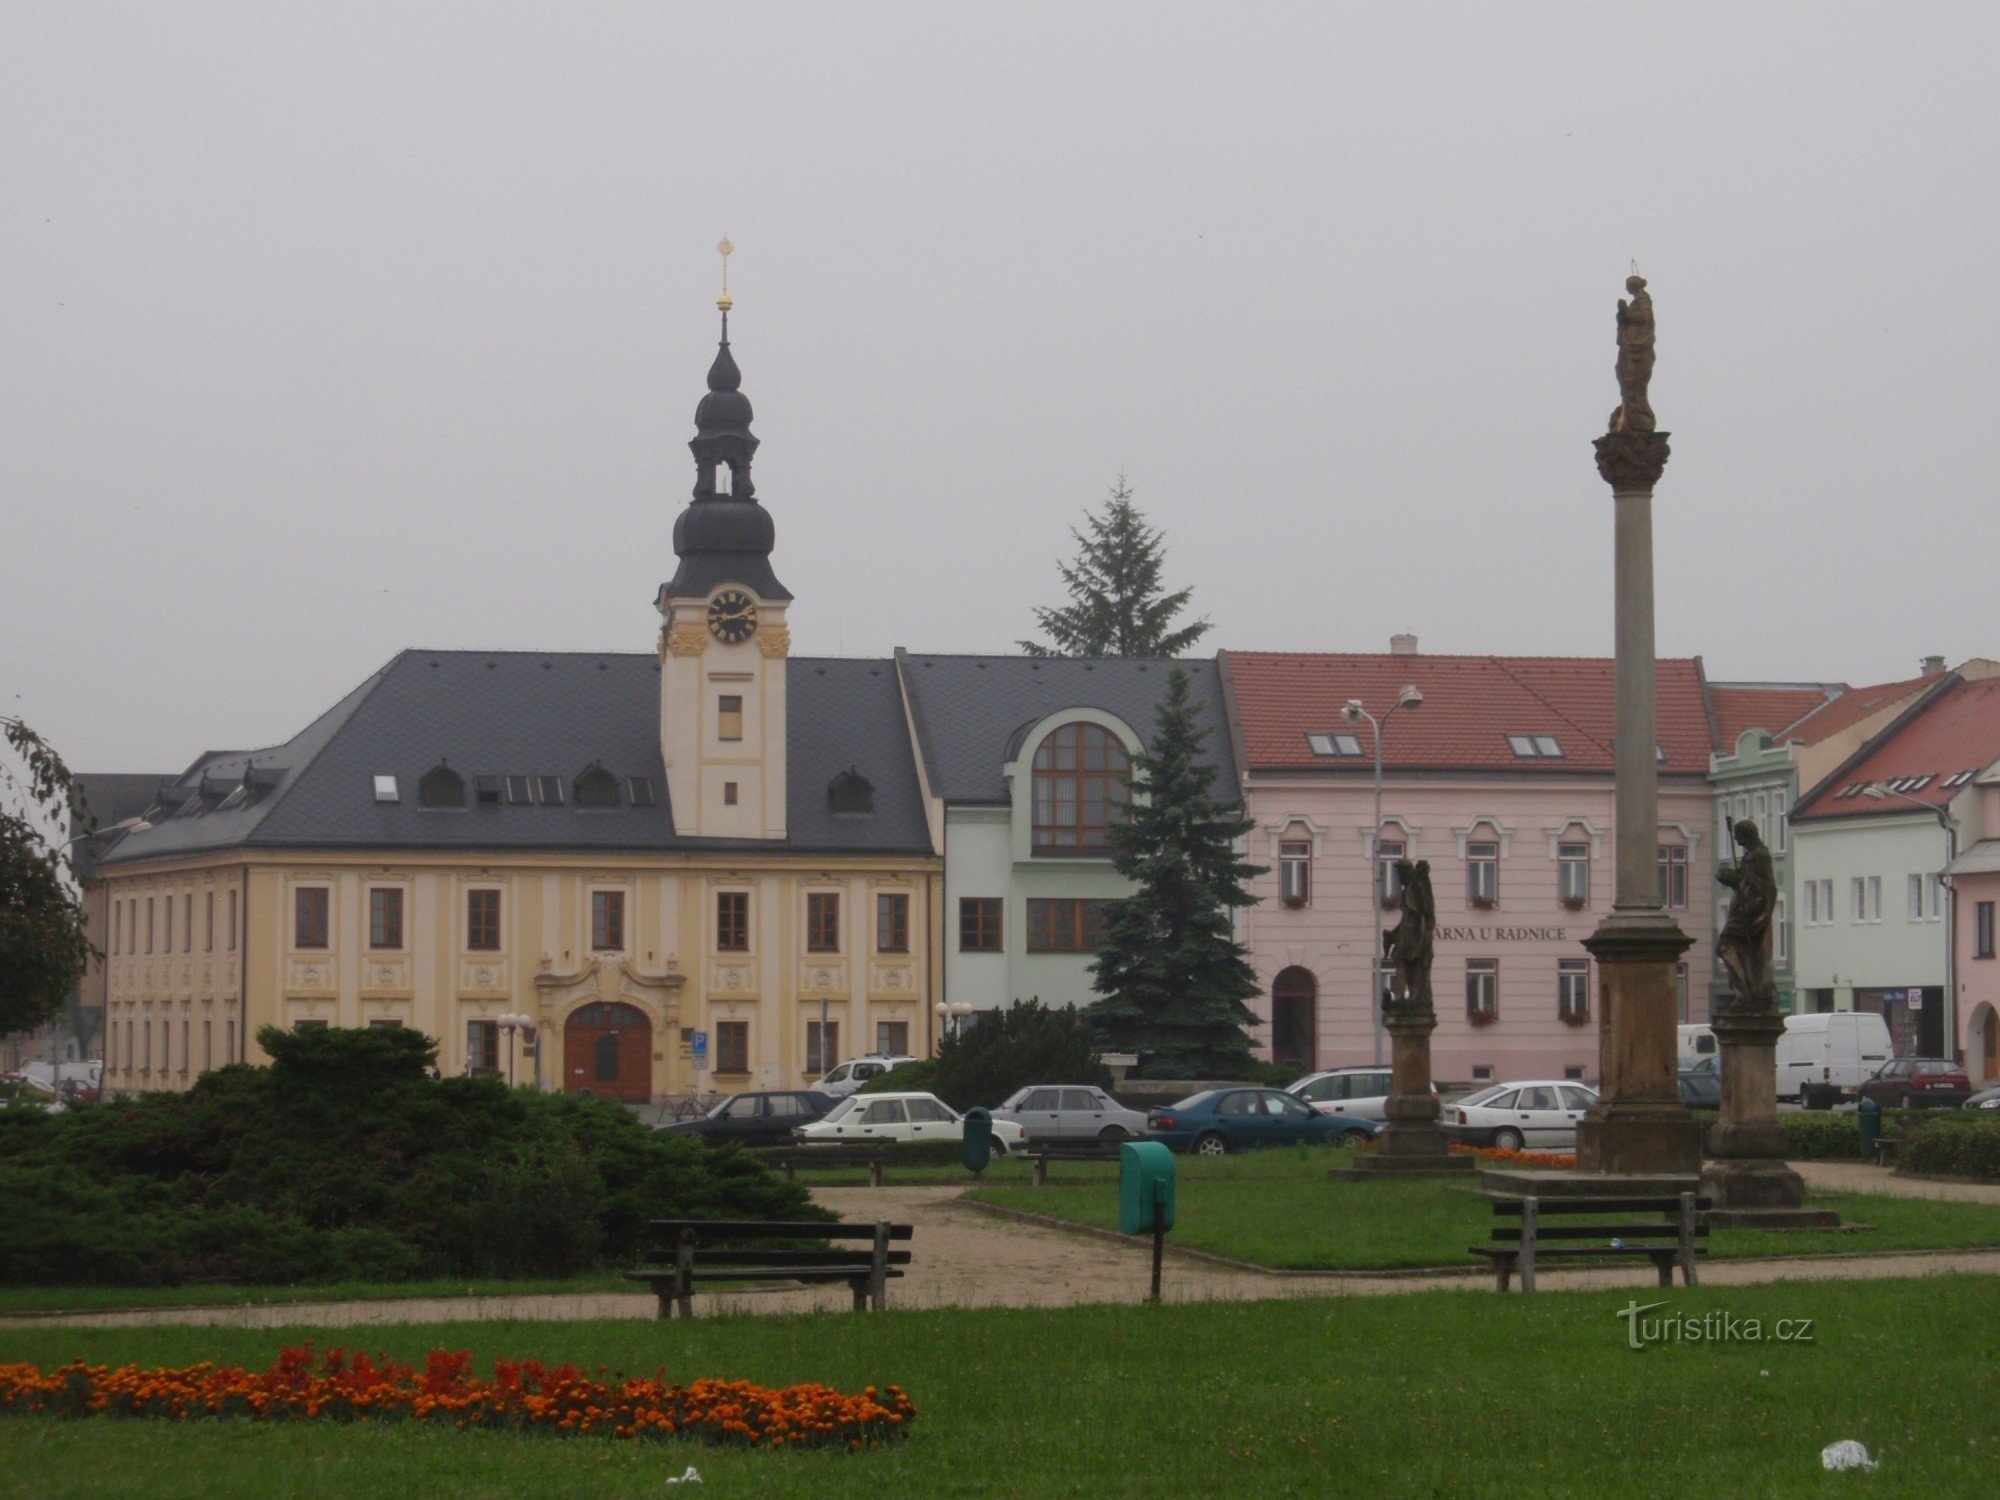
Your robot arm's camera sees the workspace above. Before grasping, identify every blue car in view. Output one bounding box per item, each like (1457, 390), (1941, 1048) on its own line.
(1145, 1087), (1377, 1156)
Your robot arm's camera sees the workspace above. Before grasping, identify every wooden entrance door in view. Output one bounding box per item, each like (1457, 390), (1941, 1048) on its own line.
(1271, 967), (1318, 1072)
(563, 1002), (653, 1102)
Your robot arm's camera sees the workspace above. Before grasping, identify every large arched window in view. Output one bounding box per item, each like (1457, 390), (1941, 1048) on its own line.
(1032, 723), (1129, 851)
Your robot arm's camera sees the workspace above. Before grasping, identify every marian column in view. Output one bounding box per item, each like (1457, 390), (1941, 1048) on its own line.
(1575, 277), (1703, 1177)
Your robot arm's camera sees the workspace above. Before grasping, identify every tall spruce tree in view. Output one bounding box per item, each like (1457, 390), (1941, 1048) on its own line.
(1019, 477), (1210, 657)
(1086, 668), (1266, 1077)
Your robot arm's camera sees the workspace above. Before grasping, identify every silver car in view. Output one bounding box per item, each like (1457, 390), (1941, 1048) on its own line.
(1288, 1067), (1438, 1123)
(992, 1085), (1150, 1143)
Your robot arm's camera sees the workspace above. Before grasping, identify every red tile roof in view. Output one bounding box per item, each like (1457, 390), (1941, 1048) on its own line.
(1225, 653), (1713, 774)
(1785, 674), (1936, 746)
(1793, 677), (2000, 821)
(1709, 684), (1842, 749)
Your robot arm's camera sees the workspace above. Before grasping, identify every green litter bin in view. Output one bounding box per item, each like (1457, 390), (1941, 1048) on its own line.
(1118, 1141), (1176, 1235)
(961, 1107), (994, 1174)
(1857, 1094), (1881, 1156)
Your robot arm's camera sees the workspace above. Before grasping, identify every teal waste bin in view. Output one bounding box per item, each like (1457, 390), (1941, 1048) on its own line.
(961, 1107), (994, 1174)
(1857, 1094), (1881, 1157)
(1118, 1141), (1176, 1234)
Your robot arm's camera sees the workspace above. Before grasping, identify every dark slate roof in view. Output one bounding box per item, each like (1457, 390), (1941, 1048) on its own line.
(99, 650), (932, 865)
(895, 652), (1241, 805)
(68, 774), (177, 881)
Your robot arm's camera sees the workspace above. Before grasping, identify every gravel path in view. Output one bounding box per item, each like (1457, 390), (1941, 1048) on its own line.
(7, 1177), (1999, 1331)
(1793, 1160), (2000, 1203)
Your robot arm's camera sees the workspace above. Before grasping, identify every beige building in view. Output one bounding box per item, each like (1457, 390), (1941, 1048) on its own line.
(96, 303), (942, 1102)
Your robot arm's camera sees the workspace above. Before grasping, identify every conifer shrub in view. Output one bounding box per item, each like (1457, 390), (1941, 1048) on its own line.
(0, 1027), (819, 1287)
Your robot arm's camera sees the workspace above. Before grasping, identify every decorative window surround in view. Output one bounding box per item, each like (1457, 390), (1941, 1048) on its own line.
(1266, 814), (1328, 861)
(1453, 818), (1514, 860)
(1544, 818), (1608, 861)
(1359, 814), (1421, 860)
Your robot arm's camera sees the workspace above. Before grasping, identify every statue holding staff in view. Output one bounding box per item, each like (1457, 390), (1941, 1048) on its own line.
(1382, 858), (1436, 1014)
(1715, 819), (1778, 1010)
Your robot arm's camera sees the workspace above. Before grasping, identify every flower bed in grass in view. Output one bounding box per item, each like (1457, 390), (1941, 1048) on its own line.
(0, 1343), (912, 1451)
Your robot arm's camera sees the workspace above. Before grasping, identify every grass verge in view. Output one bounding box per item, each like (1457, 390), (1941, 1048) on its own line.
(0, 1273), (631, 1317)
(967, 1145), (2000, 1269)
(0, 1277), (1990, 1496)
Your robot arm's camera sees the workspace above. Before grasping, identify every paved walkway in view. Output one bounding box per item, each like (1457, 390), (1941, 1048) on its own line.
(1794, 1160), (2000, 1203)
(7, 1176), (1999, 1331)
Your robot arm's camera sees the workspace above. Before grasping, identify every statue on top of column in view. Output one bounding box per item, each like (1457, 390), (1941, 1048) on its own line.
(1609, 275), (1656, 434)
(1715, 819), (1778, 1011)
(1383, 858), (1436, 1015)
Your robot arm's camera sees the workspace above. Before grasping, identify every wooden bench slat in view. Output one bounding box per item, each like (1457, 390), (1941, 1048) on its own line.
(1488, 1224), (1708, 1242)
(647, 1220), (914, 1240)
(627, 1267), (905, 1283)
(652, 1249), (914, 1268)
(1472, 1247), (1705, 1261)
(1496, 1208), (1712, 1216)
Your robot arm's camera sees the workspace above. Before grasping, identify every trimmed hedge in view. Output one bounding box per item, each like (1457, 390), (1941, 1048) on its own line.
(1897, 1115), (2000, 1179)
(0, 1026), (820, 1287)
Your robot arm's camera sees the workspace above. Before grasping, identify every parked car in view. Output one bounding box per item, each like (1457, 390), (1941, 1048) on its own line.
(658, 1090), (840, 1147)
(794, 1091), (1027, 1152)
(1677, 1024), (1718, 1069)
(992, 1085), (1149, 1142)
(1964, 1086), (2000, 1111)
(1676, 1070), (1721, 1110)
(812, 1054), (918, 1098)
(1857, 1058), (1971, 1110)
(1443, 1080), (1598, 1151)
(1144, 1088), (1377, 1156)
(1776, 1012), (1893, 1108)
(1288, 1066), (1438, 1122)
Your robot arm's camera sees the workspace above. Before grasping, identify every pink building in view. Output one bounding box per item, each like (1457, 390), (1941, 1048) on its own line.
(1949, 774), (2000, 1087)
(1221, 646), (1716, 1087)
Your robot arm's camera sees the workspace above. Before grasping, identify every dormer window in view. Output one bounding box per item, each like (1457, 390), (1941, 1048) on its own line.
(418, 763), (466, 809)
(574, 764), (621, 809)
(829, 768), (874, 816)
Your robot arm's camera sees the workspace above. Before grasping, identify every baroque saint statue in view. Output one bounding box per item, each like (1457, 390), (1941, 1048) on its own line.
(1382, 858), (1436, 1014)
(1715, 819), (1778, 1010)
(1610, 274), (1656, 433)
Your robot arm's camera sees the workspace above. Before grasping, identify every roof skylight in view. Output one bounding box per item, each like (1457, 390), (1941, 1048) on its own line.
(1507, 735), (1564, 758)
(372, 775), (398, 803)
(1306, 733), (1364, 758)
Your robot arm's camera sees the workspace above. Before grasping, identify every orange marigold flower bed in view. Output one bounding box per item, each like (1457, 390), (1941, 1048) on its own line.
(0, 1344), (913, 1451)
(1447, 1143), (1577, 1168)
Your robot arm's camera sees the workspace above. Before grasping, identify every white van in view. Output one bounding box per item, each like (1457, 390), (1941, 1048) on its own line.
(1677, 1025), (1717, 1069)
(1776, 1013), (1894, 1108)
(813, 1054), (918, 1098)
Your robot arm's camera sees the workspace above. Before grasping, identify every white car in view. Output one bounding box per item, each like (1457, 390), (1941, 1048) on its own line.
(793, 1091), (1027, 1152)
(812, 1054), (919, 1098)
(1443, 1080), (1598, 1151)
(1288, 1067), (1439, 1123)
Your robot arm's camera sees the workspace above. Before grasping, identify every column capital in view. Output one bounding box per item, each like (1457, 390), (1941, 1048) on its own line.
(1593, 429), (1672, 491)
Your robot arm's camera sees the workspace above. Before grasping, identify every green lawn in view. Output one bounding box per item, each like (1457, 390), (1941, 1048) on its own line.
(0, 1278), (1990, 1496)
(968, 1145), (2000, 1269)
(0, 1272), (632, 1317)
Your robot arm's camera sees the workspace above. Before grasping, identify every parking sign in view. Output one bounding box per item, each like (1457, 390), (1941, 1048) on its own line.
(691, 1030), (708, 1065)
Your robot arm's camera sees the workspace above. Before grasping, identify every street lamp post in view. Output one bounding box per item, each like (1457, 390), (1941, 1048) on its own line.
(496, 1013), (534, 1088)
(933, 1000), (972, 1048)
(1864, 784), (1960, 1055)
(1342, 686), (1423, 1066)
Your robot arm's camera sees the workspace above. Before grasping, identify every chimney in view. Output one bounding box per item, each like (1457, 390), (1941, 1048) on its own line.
(1390, 633), (1419, 657)
(1921, 654), (1946, 677)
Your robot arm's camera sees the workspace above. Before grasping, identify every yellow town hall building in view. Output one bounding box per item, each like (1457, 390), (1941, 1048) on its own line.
(95, 295), (944, 1100)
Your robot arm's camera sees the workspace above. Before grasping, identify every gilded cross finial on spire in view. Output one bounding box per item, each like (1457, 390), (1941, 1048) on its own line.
(717, 235), (734, 313)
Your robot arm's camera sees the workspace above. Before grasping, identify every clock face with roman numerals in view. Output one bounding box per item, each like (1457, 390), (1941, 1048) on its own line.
(706, 589), (758, 644)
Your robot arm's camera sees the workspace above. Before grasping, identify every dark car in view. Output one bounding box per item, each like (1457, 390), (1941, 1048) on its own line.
(1145, 1087), (1376, 1157)
(1858, 1059), (1971, 1110)
(658, 1090), (840, 1147)
(1676, 1070), (1721, 1109)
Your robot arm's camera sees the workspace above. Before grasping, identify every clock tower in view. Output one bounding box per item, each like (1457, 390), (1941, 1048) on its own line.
(656, 244), (791, 840)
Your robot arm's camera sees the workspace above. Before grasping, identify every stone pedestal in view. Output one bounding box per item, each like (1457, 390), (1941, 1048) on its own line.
(1576, 908), (1703, 1176)
(1345, 1006), (1473, 1177)
(1700, 1007), (1835, 1226)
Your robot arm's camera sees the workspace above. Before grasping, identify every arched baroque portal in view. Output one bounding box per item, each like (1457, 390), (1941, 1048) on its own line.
(1271, 967), (1318, 1072)
(564, 1001), (653, 1103)
(1974, 1003), (1999, 1086)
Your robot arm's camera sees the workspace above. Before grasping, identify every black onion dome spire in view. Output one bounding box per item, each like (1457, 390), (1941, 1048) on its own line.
(667, 266), (790, 602)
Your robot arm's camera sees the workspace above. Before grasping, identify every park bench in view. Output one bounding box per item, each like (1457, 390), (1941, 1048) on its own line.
(1874, 1134), (1900, 1167)
(1471, 1192), (1708, 1293)
(626, 1218), (914, 1318)
(1019, 1141), (1126, 1186)
(756, 1146), (891, 1186)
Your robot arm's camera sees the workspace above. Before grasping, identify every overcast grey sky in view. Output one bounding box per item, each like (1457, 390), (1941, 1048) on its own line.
(5, 3), (1994, 773)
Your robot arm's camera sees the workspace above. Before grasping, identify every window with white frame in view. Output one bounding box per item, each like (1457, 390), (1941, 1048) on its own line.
(1466, 959), (1498, 1020)
(1467, 841), (1499, 907)
(1908, 873), (1924, 921)
(1752, 791), (1769, 843)
(1929, 873), (1945, 921)
(1557, 843), (1590, 907)
(1852, 876), (1881, 923)
(1718, 799), (1733, 851)
(1774, 894), (1789, 966)
(1377, 838), (1405, 907)
(1279, 840), (1312, 907)
(1771, 789), (1789, 853)
(1657, 845), (1689, 908)
(1557, 959), (1589, 1022)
